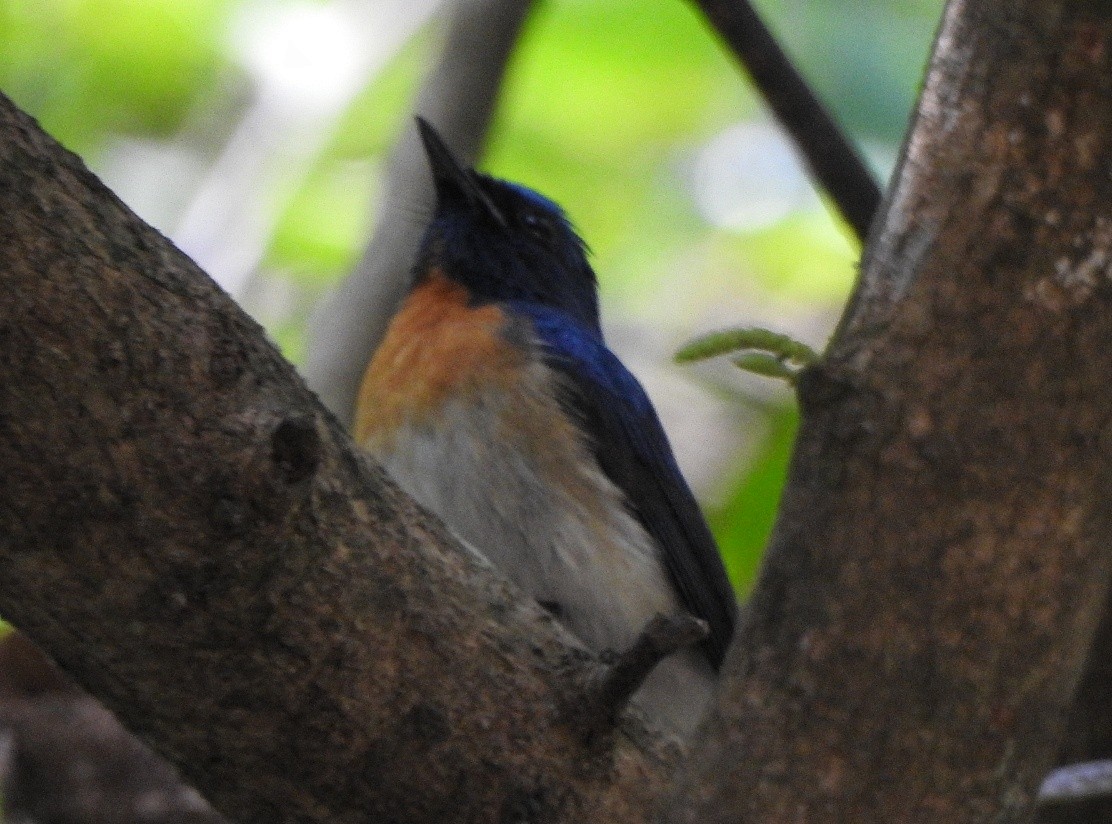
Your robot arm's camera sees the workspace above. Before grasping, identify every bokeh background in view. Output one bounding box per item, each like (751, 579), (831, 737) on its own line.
(0, 0), (944, 593)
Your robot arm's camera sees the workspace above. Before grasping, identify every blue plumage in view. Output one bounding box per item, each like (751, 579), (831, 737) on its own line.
(508, 300), (736, 666)
(358, 119), (738, 731)
(506, 301), (649, 412)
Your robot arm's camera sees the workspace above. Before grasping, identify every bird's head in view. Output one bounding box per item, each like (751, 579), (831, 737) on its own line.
(413, 118), (601, 332)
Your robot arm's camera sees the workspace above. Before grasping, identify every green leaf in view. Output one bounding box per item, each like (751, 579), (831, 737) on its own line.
(732, 353), (799, 383)
(675, 326), (819, 365)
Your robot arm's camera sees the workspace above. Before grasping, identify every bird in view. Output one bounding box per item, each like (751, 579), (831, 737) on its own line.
(354, 118), (737, 734)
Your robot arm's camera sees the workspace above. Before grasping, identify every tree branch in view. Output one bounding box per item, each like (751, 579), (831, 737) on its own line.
(667, 1), (1112, 821)
(690, 0), (882, 243)
(0, 92), (677, 824)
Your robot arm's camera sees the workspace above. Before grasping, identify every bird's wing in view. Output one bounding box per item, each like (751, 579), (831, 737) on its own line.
(512, 303), (738, 667)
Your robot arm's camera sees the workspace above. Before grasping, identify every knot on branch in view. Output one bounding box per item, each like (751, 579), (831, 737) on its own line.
(270, 415), (322, 485)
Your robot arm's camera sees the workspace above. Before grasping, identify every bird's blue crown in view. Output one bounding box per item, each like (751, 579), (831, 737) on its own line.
(414, 124), (601, 333)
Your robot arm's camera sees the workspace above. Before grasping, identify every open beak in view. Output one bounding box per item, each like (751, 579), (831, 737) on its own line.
(415, 117), (507, 228)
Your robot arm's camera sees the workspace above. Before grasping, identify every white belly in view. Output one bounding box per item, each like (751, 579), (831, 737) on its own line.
(366, 368), (715, 734)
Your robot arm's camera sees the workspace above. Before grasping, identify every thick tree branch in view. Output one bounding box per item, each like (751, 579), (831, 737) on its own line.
(0, 93), (678, 824)
(668, 2), (1112, 821)
(690, 0), (882, 243)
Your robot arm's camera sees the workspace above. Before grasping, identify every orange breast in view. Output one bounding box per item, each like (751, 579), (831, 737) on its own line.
(354, 271), (526, 446)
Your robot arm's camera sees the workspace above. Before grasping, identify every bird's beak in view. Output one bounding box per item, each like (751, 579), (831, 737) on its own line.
(415, 117), (507, 228)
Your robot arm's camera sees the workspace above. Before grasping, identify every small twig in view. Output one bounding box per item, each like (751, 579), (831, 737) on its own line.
(690, 0), (882, 243)
(593, 614), (709, 723)
(1038, 759), (1112, 806)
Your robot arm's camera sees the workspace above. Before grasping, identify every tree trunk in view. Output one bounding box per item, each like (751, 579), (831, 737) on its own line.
(666, 1), (1112, 822)
(0, 94), (677, 824)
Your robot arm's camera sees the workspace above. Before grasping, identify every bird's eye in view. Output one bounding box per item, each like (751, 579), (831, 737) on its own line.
(522, 213), (555, 243)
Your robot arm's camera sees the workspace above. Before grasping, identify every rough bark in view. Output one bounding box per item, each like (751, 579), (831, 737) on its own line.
(0, 94), (679, 824)
(667, 2), (1112, 822)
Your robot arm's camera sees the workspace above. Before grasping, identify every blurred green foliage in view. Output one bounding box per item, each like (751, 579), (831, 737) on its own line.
(0, 0), (228, 156)
(709, 405), (799, 590)
(0, 0), (942, 594)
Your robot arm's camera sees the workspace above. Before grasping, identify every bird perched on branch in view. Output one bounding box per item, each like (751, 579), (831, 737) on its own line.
(354, 119), (737, 734)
